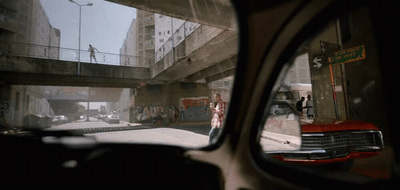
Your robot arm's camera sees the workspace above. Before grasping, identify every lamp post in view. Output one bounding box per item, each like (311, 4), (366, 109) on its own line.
(86, 87), (90, 121)
(68, 0), (93, 75)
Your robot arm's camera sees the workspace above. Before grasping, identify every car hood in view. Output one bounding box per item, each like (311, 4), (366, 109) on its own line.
(301, 118), (379, 133)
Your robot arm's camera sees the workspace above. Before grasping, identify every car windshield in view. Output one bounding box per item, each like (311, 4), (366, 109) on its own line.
(0, 0), (237, 148)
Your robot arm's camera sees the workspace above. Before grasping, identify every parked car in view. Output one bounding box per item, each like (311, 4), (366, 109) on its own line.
(51, 115), (61, 126)
(105, 112), (120, 124)
(22, 114), (52, 129)
(273, 91), (297, 107)
(262, 101), (384, 169)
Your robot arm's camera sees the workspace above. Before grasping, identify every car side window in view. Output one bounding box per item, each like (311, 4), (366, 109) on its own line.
(259, 5), (390, 180)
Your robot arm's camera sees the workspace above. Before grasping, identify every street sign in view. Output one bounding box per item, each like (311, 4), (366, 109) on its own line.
(313, 56), (323, 68)
(320, 41), (341, 54)
(312, 55), (328, 69)
(328, 45), (365, 64)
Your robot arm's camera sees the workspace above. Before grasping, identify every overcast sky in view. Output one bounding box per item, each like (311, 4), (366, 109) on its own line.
(40, 0), (136, 54)
(40, 0), (137, 110)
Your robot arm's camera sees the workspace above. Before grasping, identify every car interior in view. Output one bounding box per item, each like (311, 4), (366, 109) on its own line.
(1, 0), (399, 189)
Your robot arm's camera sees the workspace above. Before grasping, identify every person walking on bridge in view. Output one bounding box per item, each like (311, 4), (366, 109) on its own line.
(88, 44), (99, 63)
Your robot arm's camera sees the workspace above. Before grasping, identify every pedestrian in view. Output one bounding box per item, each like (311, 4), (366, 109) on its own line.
(88, 44), (99, 63)
(209, 93), (226, 144)
(296, 96), (305, 114)
(305, 95), (314, 118)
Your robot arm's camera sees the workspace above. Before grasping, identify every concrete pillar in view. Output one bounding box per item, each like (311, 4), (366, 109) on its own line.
(307, 22), (347, 119)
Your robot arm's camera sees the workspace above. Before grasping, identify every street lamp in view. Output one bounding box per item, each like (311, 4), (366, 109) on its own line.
(68, 0), (93, 75)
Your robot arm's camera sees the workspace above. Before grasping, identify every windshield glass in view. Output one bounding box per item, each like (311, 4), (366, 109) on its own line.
(0, 0), (237, 148)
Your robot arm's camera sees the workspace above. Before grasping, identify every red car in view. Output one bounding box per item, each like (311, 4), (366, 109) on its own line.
(263, 101), (384, 169)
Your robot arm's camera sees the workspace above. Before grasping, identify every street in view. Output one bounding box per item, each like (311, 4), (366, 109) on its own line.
(46, 117), (210, 148)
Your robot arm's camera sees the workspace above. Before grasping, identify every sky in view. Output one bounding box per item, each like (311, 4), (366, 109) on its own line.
(40, 0), (137, 110)
(40, 0), (136, 54)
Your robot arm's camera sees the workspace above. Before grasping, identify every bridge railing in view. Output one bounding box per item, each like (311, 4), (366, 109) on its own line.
(0, 41), (151, 68)
(155, 21), (200, 63)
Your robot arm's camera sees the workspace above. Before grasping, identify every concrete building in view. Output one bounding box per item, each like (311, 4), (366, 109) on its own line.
(0, 0), (60, 59)
(284, 53), (311, 84)
(154, 14), (184, 51)
(135, 10), (155, 67)
(154, 14), (199, 62)
(28, 0), (60, 59)
(120, 18), (137, 66)
(0, 0), (30, 43)
(1, 85), (54, 127)
(0, 0), (59, 127)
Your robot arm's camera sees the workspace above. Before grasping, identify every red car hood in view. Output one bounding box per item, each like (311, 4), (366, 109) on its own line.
(301, 118), (379, 133)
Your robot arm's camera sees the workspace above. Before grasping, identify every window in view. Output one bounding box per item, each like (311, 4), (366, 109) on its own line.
(257, 2), (391, 186)
(0, 0), (234, 147)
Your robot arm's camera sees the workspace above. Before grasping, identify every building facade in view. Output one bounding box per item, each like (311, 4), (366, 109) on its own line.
(135, 10), (155, 67)
(0, 0), (60, 127)
(120, 18), (137, 66)
(0, 0), (60, 58)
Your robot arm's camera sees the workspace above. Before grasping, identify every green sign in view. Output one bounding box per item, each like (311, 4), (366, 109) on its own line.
(328, 45), (366, 64)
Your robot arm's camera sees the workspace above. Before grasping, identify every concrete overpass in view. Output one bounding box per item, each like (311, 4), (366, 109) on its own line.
(44, 87), (124, 102)
(106, 0), (238, 82)
(0, 55), (150, 88)
(1, 23), (237, 89)
(0, 0), (238, 103)
(107, 0), (236, 30)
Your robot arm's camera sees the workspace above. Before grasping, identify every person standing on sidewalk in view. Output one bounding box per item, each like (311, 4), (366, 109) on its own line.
(296, 96), (305, 115)
(209, 93), (226, 144)
(305, 95), (314, 118)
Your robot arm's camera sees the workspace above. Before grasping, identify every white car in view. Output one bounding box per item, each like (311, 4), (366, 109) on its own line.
(106, 113), (120, 124)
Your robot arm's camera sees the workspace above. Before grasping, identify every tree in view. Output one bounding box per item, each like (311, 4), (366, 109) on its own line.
(49, 100), (81, 115)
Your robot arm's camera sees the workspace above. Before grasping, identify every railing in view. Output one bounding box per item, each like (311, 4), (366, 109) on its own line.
(1, 20), (201, 68)
(0, 41), (151, 68)
(155, 21), (200, 63)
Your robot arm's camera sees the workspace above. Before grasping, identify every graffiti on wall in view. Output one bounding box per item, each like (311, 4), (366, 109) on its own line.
(134, 104), (178, 125)
(179, 96), (209, 121)
(133, 96), (209, 123)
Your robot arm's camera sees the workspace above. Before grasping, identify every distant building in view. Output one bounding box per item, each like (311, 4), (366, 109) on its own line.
(154, 13), (198, 62)
(0, 0), (60, 58)
(120, 18), (137, 66)
(284, 53), (311, 84)
(135, 10), (155, 67)
(154, 14), (184, 51)
(0, 0), (60, 127)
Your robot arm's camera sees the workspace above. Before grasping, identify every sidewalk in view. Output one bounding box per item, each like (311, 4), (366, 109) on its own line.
(261, 131), (301, 149)
(122, 120), (210, 127)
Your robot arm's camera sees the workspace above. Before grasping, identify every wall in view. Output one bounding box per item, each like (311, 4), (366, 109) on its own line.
(341, 7), (387, 135)
(150, 24), (224, 78)
(307, 7), (387, 136)
(0, 85), (53, 128)
(131, 82), (210, 123)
